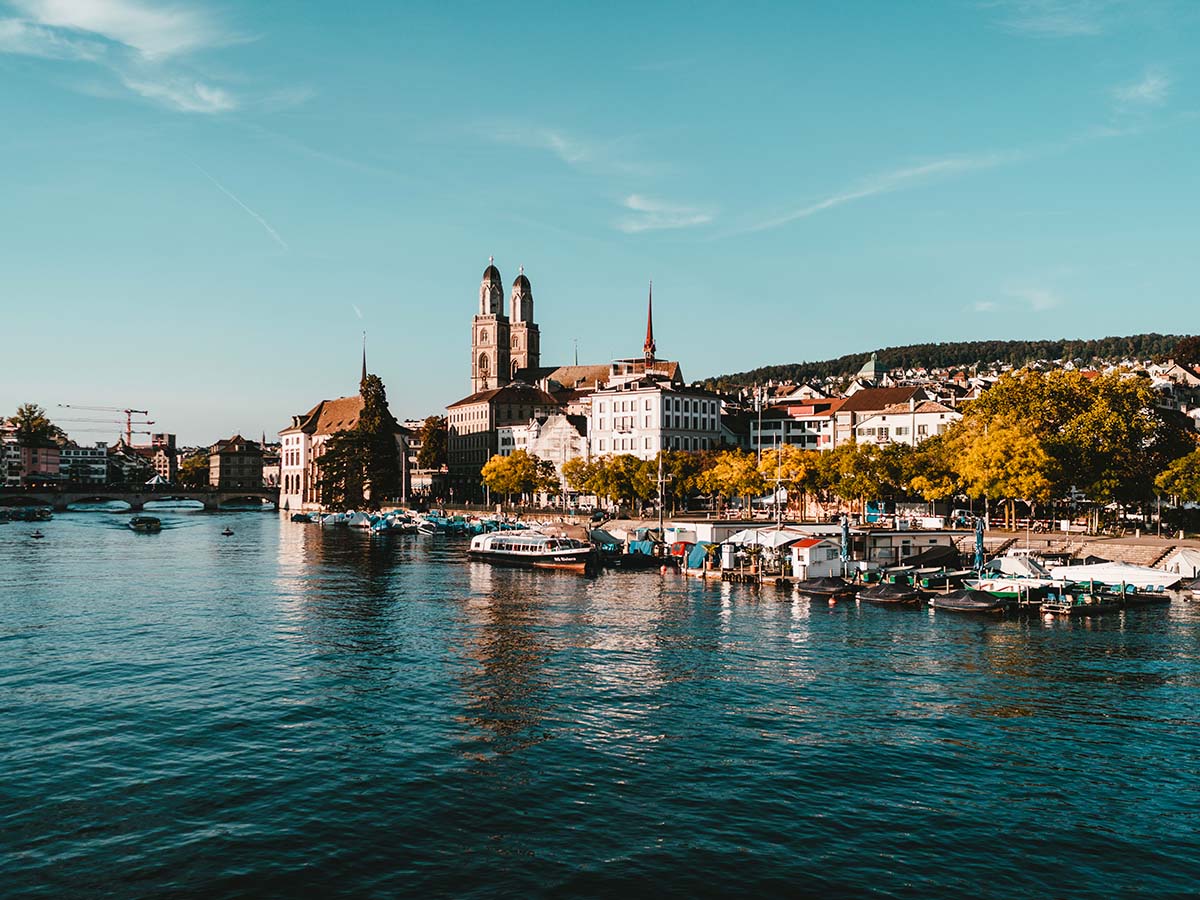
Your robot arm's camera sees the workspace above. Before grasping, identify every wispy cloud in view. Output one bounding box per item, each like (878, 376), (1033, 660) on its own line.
(351, 303), (363, 320)
(974, 300), (999, 313)
(1112, 68), (1171, 107)
(482, 123), (658, 176)
(195, 165), (289, 251)
(0, 0), (253, 113)
(11, 0), (221, 59)
(734, 152), (1015, 235)
(987, 0), (1126, 37)
(617, 194), (714, 233)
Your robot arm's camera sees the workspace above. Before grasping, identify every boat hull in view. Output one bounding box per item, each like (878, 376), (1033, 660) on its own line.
(468, 548), (595, 573)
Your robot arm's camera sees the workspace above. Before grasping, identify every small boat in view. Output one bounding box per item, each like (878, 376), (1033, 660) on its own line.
(857, 584), (920, 605)
(468, 532), (597, 573)
(794, 576), (854, 598)
(929, 589), (1008, 613)
(221, 527), (234, 536)
(1040, 586), (1118, 617)
(128, 515), (162, 533)
(30, 530), (45, 540)
(290, 513), (312, 523)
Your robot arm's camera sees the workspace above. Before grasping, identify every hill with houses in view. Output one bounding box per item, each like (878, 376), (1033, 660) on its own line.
(702, 334), (1189, 392)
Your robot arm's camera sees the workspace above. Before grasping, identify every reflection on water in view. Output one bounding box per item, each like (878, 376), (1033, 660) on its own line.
(2, 513), (1199, 898)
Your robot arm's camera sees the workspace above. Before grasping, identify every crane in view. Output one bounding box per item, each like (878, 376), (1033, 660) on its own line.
(57, 405), (153, 445)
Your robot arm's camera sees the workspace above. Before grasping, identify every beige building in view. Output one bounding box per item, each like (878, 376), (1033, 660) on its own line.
(209, 435), (263, 489)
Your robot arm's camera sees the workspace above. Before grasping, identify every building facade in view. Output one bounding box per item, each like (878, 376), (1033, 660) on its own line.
(853, 401), (962, 447)
(209, 435), (264, 489)
(59, 441), (109, 484)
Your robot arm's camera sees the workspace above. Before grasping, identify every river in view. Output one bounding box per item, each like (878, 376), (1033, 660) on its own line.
(2, 508), (1198, 897)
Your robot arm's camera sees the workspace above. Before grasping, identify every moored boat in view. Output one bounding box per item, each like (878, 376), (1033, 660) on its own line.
(1040, 585), (1118, 617)
(468, 532), (597, 573)
(928, 589), (1008, 613)
(857, 584), (920, 605)
(128, 515), (162, 533)
(795, 576), (854, 598)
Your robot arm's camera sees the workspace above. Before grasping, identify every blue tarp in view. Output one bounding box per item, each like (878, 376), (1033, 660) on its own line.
(688, 542), (715, 569)
(629, 539), (657, 556)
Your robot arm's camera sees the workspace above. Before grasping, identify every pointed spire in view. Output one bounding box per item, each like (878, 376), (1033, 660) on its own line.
(361, 331), (367, 386)
(643, 280), (656, 363)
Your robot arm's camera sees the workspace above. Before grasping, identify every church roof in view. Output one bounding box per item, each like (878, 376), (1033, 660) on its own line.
(447, 382), (561, 409)
(482, 263), (501, 284)
(283, 395), (408, 436)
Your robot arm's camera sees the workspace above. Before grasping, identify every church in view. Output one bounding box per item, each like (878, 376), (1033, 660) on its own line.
(447, 260), (721, 501)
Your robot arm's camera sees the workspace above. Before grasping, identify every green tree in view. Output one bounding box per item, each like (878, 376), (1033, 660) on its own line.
(905, 433), (961, 502)
(415, 416), (448, 470)
(8, 403), (63, 445)
(317, 430), (366, 509)
(562, 457), (599, 496)
(1156, 448), (1200, 502)
(359, 374), (400, 502)
(178, 452), (210, 489)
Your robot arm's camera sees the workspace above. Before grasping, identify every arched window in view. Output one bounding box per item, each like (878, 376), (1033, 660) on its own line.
(512, 335), (519, 348)
(479, 353), (490, 375)
(512, 361), (520, 379)
(480, 329), (489, 344)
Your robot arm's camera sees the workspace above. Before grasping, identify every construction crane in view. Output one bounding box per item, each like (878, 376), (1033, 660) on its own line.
(57, 405), (153, 445)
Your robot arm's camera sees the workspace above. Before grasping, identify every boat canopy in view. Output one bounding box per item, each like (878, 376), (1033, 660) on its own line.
(984, 553), (1052, 578)
(725, 527), (811, 549)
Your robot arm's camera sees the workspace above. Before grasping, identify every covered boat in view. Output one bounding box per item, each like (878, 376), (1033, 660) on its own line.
(1048, 560), (1180, 591)
(857, 584), (920, 605)
(794, 576), (854, 598)
(928, 589), (1007, 613)
(468, 532), (597, 573)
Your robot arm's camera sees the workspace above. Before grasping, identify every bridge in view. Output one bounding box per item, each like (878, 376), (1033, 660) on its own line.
(0, 486), (279, 512)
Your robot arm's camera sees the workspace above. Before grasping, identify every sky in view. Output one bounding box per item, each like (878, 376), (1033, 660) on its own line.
(2, 0), (1198, 444)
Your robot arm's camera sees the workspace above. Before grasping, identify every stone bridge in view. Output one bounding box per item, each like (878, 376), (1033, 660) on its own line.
(0, 486), (279, 512)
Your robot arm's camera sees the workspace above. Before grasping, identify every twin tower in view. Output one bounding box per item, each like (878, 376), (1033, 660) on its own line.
(471, 258), (541, 393)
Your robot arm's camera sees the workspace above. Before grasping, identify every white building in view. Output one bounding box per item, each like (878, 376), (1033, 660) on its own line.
(589, 376), (721, 459)
(58, 441), (108, 484)
(853, 400), (961, 447)
(1, 426), (21, 487)
(751, 399), (843, 454)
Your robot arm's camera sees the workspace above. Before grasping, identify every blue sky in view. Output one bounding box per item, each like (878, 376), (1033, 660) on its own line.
(2, 0), (1198, 443)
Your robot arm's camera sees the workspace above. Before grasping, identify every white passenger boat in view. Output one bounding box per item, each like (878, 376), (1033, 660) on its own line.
(468, 532), (596, 573)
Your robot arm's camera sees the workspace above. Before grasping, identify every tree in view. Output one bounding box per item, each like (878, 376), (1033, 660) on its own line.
(415, 416), (448, 470)
(905, 433), (961, 502)
(758, 444), (822, 515)
(699, 450), (764, 511)
(955, 421), (1055, 526)
(1170, 336), (1200, 365)
(317, 430), (366, 509)
(359, 374), (400, 502)
(562, 457), (599, 496)
(8, 403), (63, 445)
(178, 452), (210, 489)
(1156, 449), (1200, 502)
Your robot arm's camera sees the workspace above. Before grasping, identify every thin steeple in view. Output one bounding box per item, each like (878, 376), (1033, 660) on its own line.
(643, 280), (656, 364)
(361, 331), (367, 386)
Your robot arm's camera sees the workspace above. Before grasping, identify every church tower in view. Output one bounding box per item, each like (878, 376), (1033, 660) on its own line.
(508, 266), (540, 380)
(471, 258), (511, 393)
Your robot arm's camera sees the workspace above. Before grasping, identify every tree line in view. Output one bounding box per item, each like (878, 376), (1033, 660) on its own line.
(702, 333), (1191, 391)
(481, 368), (1200, 520)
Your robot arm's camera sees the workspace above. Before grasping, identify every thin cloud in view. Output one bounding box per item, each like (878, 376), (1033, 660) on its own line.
(1012, 287), (1064, 311)
(1112, 69), (1170, 107)
(618, 194), (714, 233)
(195, 165), (289, 252)
(987, 0), (1125, 37)
(735, 153), (1014, 235)
(124, 74), (235, 113)
(12, 0), (222, 59)
(482, 123), (658, 176)
(974, 300), (999, 313)
(0, 16), (104, 59)
(352, 304), (364, 320)
(0, 1), (246, 113)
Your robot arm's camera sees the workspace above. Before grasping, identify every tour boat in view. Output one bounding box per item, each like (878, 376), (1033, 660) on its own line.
(128, 515), (162, 533)
(928, 589), (1008, 613)
(1040, 585), (1118, 617)
(468, 532), (597, 573)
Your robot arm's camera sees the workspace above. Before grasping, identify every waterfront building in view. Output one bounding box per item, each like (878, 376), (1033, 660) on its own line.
(260, 440), (281, 487)
(751, 398), (844, 453)
(106, 443), (155, 485)
(58, 441), (108, 484)
(150, 434), (179, 482)
(831, 386), (928, 447)
(853, 400), (962, 447)
(278, 360), (411, 510)
(19, 441), (60, 486)
(1, 425), (21, 487)
(209, 435), (264, 489)
(447, 382), (559, 499)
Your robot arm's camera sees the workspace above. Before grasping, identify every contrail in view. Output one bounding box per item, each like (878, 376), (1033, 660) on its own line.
(194, 164), (289, 251)
(352, 303), (363, 319)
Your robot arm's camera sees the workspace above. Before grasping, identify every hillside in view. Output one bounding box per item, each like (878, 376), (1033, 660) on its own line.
(701, 334), (1188, 391)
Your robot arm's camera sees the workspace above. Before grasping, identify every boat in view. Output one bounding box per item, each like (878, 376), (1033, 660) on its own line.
(1040, 585), (1118, 617)
(128, 515), (162, 533)
(928, 589), (1008, 613)
(468, 532), (597, 573)
(290, 513), (313, 523)
(221, 527), (234, 536)
(1048, 560), (1181, 592)
(794, 576), (854, 598)
(857, 584), (920, 605)
(30, 530), (45, 539)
